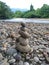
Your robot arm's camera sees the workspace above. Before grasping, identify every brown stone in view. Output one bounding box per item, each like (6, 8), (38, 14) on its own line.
(20, 27), (29, 31)
(16, 22), (32, 53)
(16, 44), (31, 53)
(19, 30), (30, 38)
(45, 56), (49, 63)
(10, 32), (16, 38)
(18, 37), (28, 46)
(21, 22), (26, 27)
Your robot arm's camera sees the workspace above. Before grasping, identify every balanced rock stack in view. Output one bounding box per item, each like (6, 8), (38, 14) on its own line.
(16, 22), (32, 53)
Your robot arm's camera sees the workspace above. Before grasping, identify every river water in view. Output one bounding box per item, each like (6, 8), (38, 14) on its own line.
(0, 18), (49, 23)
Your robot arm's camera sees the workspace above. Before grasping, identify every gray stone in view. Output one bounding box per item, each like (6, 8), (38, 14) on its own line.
(33, 46), (39, 50)
(13, 53), (17, 57)
(39, 58), (45, 61)
(24, 62), (29, 65)
(21, 22), (26, 27)
(20, 27), (28, 31)
(26, 54), (30, 60)
(41, 63), (46, 65)
(0, 53), (3, 61)
(34, 57), (39, 62)
(16, 44), (31, 53)
(45, 56), (49, 63)
(0, 47), (6, 52)
(6, 44), (11, 48)
(38, 40), (48, 45)
(18, 60), (23, 65)
(14, 54), (21, 61)
(29, 64), (32, 65)
(10, 32), (16, 38)
(0, 62), (9, 65)
(39, 49), (43, 52)
(6, 48), (17, 56)
(42, 41), (48, 45)
(19, 37), (28, 46)
(0, 59), (9, 65)
(38, 45), (46, 49)
(46, 48), (49, 53)
(8, 58), (15, 64)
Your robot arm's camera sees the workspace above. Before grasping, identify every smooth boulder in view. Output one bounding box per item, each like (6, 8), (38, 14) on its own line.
(16, 44), (31, 53)
(19, 30), (30, 38)
(19, 37), (28, 46)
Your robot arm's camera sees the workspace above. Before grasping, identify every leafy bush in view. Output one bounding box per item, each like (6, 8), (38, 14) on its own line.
(0, 1), (13, 19)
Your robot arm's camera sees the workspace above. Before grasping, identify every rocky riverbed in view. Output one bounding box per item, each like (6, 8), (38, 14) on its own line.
(0, 22), (49, 65)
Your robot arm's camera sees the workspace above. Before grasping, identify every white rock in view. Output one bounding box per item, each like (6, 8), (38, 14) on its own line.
(34, 57), (39, 62)
(46, 48), (49, 53)
(18, 61), (23, 65)
(8, 58), (15, 63)
(24, 62), (29, 65)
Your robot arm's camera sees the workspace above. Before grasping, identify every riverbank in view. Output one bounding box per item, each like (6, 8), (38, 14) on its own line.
(0, 18), (49, 23)
(0, 22), (49, 65)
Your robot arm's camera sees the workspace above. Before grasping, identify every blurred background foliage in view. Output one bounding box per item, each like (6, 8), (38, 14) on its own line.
(0, 1), (49, 19)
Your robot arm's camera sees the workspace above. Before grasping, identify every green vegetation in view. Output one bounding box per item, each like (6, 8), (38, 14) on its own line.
(14, 11), (23, 18)
(0, 1), (49, 19)
(0, 1), (14, 19)
(14, 4), (49, 18)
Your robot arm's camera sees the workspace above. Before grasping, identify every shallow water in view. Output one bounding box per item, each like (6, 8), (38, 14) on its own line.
(0, 18), (49, 23)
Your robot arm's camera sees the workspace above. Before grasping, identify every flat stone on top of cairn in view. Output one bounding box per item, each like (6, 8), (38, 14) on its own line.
(16, 22), (33, 53)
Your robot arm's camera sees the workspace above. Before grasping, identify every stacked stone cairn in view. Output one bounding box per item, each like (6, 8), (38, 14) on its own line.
(16, 22), (33, 53)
